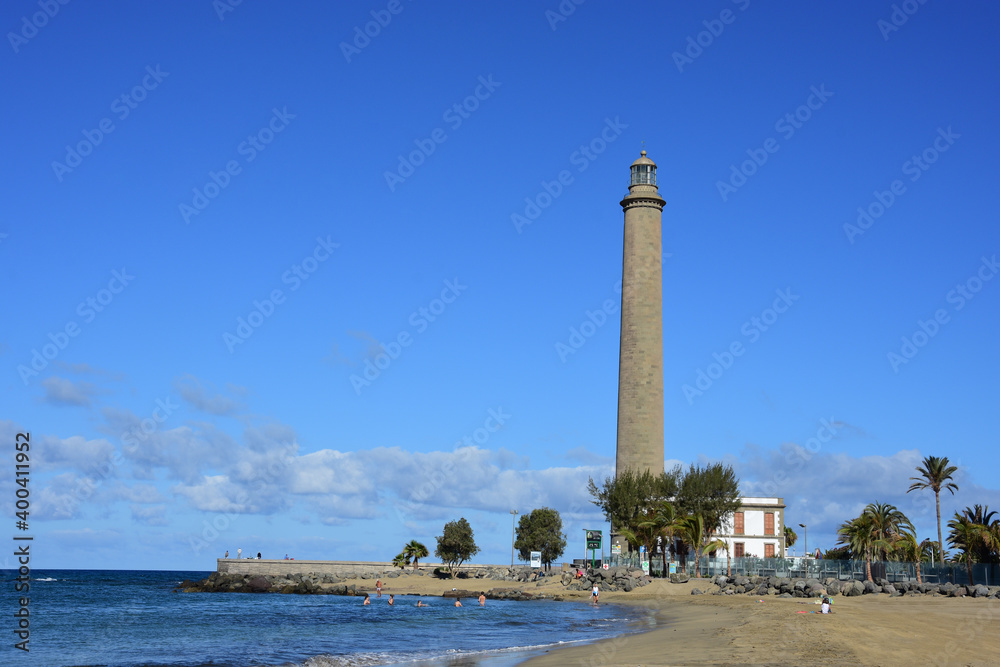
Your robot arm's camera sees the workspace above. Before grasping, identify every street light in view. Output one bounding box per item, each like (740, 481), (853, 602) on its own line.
(799, 523), (807, 558)
(510, 509), (518, 569)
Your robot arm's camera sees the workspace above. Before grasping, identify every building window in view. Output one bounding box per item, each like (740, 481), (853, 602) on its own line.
(764, 512), (775, 536)
(734, 512), (744, 535)
(764, 543), (775, 558)
(734, 542), (745, 558)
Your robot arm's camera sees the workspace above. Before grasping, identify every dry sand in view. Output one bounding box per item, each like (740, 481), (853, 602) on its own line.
(341, 571), (1000, 666)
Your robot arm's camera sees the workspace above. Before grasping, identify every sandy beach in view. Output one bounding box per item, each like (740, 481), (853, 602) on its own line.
(337, 571), (1000, 666)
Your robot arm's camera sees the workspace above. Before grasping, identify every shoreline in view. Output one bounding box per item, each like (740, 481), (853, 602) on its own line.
(189, 568), (1000, 666)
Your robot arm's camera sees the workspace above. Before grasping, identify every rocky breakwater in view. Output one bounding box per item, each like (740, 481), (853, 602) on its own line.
(560, 565), (652, 593)
(684, 574), (1000, 599)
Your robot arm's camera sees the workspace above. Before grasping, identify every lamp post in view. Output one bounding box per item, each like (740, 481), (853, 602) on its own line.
(799, 523), (807, 559)
(510, 509), (518, 569)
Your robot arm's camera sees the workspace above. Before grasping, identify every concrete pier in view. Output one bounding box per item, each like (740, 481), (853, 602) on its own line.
(216, 559), (497, 577)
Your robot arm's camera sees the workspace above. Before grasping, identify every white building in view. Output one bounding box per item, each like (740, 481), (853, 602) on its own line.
(711, 497), (787, 559)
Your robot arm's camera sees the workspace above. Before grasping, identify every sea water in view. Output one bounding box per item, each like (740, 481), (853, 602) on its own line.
(1, 570), (652, 667)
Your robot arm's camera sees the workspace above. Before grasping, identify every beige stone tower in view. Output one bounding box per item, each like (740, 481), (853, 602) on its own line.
(615, 151), (665, 478)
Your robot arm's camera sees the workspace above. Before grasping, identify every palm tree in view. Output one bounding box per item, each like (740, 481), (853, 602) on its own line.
(784, 526), (798, 554)
(391, 552), (409, 569)
(837, 513), (877, 582)
(948, 507), (1000, 586)
(864, 502), (914, 561)
(907, 455), (958, 561)
(403, 540), (429, 570)
(676, 514), (710, 578)
(893, 528), (923, 584)
(651, 502), (678, 577)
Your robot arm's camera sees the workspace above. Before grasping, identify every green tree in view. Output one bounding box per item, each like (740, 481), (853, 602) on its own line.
(948, 506), (1000, 586)
(514, 508), (567, 571)
(675, 514), (712, 578)
(837, 512), (878, 582)
(893, 527), (923, 584)
(674, 463), (742, 540)
(435, 518), (480, 578)
(784, 526), (798, 552)
(864, 502), (914, 561)
(392, 552), (409, 569)
(906, 455), (959, 561)
(587, 468), (677, 541)
(402, 540), (429, 570)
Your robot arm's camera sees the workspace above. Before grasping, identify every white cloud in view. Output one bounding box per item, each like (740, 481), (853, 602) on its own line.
(40, 376), (103, 406)
(174, 375), (241, 415)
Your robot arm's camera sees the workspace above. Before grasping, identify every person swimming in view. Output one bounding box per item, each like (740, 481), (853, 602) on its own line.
(454, 598), (462, 607)
(388, 594), (394, 606)
(363, 593), (370, 605)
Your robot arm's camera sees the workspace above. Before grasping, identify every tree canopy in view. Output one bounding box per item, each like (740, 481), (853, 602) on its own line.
(587, 468), (677, 531)
(435, 518), (480, 577)
(514, 507), (567, 570)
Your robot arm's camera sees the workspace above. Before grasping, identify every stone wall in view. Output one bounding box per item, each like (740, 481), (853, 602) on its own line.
(216, 559), (498, 577)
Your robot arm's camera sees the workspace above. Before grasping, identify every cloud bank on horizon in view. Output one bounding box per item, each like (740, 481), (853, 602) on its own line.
(2, 1), (998, 570)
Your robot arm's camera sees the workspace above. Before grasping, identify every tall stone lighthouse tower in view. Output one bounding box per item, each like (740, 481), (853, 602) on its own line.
(615, 151), (665, 478)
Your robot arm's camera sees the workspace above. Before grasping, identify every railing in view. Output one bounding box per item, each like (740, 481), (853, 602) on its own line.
(606, 555), (999, 586)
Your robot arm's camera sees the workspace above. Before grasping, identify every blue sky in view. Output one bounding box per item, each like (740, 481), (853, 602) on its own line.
(2, 1), (998, 570)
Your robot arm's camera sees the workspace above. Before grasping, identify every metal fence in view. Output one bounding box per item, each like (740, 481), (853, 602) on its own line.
(608, 554), (999, 587)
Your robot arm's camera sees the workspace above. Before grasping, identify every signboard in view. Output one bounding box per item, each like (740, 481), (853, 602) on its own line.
(530, 551), (541, 568)
(639, 545), (645, 554)
(602, 563), (609, 570)
(585, 530), (602, 550)
(611, 544), (621, 555)
(641, 560), (650, 575)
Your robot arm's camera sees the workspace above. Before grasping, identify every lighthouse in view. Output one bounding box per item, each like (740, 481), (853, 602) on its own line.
(615, 151), (665, 478)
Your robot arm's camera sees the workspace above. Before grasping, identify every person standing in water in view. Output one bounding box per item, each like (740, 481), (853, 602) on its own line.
(363, 594), (370, 605)
(388, 594), (394, 606)
(478, 592), (486, 606)
(591, 584), (599, 604)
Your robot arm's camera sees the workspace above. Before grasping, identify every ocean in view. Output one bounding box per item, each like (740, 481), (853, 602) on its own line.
(2, 570), (652, 667)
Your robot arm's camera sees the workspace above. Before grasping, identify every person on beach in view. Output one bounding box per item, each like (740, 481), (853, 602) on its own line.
(363, 594), (370, 605)
(478, 593), (486, 606)
(388, 595), (394, 606)
(821, 597), (831, 614)
(257, 552), (262, 559)
(376, 579), (382, 598)
(224, 550), (229, 559)
(455, 598), (462, 607)
(237, 548), (242, 560)
(591, 584), (599, 604)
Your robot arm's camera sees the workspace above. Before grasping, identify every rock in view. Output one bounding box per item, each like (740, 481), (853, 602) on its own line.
(247, 576), (271, 593)
(691, 588), (704, 595)
(950, 586), (967, 598)
(669, 573), (690, 584)
(863, 580), (879, 594)
(972, 585), (989, 598)
(882, 584), (896, 596)
(826, 580), (841, 596)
